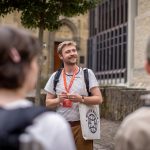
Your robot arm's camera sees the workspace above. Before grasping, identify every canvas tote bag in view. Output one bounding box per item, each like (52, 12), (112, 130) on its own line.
(79, 103), (101, 140)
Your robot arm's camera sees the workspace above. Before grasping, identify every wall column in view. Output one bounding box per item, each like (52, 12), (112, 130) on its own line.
(127, 0), (137, 86)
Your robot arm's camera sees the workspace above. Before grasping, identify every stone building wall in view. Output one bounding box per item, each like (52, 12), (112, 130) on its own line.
(138, 0), (150, 15)
(0, 12), (38, 36)
(46, 14), (89, 78)
(132, 0), (150, 89)
(54, 14), (89, 67)
(69, 14), (89, 63)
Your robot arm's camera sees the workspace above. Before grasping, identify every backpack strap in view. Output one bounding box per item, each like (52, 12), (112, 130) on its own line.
(53, 68), (91, 96)
(83, 68), (91, 96)
(0, 106), (49, 150)
(53, 68), (62, 92)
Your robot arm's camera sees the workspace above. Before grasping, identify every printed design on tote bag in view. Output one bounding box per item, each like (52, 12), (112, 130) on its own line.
(86, 109), (98, 133)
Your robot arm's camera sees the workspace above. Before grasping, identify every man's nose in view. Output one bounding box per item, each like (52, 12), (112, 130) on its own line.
(70, 51), (75, 55)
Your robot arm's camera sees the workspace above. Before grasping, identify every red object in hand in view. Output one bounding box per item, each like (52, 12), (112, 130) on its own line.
(63, 99), (72, 108)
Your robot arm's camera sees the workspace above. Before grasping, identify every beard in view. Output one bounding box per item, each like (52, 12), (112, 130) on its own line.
(66, 61), (76, 65)
(64, 57), (78, 65)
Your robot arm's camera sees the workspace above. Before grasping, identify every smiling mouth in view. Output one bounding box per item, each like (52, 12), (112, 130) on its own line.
(69, 57), (77, 59)
(69, 58), (77, 61)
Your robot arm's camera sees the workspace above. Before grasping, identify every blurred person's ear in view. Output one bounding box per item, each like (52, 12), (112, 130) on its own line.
(145, 61), (150, 74)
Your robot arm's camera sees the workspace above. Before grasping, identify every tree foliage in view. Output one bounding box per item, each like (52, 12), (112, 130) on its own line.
(0, 0), (100, 30)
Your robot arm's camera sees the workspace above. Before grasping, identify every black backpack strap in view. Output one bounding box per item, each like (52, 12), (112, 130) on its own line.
(83, 68), (91, 96)
(53, 68), (62, 92)
(0, 106), (49, 150)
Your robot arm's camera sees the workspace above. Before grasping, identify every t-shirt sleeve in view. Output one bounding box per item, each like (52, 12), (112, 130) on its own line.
(88, 69), (99, 90)
(44, 73), (56, 95)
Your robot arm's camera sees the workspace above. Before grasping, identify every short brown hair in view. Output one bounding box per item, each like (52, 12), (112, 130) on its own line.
(57, 41), (77, 54)
(0, 26), (41, 89)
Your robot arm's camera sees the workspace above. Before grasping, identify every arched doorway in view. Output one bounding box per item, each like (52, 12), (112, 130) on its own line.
(53, 19), (79, 71)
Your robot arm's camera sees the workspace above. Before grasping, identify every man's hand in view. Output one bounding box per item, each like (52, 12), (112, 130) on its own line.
(58, 93), (82, 103)
(67, 93), (82, 103)
(58, 92), (68, 102)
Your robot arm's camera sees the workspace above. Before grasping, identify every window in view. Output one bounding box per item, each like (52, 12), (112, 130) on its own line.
(88, 0), (128, 84)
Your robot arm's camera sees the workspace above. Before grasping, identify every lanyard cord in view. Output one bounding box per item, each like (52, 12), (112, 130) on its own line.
(62, 67), (78, 93)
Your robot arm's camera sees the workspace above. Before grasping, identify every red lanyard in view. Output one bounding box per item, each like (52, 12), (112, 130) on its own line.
(62, 67), (78, 93)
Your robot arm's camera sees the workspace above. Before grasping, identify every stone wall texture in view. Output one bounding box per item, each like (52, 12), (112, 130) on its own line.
(100, 86), (149, 121)
(138, 0), (150, 15)
(133, 0), (150, 88)
(54, 14), (89, 66)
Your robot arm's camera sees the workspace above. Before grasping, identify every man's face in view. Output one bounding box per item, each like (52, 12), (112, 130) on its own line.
(59, 45), (78, 65)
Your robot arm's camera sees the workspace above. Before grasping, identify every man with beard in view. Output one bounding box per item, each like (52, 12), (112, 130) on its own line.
(44, 41), (103, 150)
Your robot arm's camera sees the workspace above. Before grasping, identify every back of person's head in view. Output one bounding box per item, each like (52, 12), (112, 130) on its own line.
(0, 26), (41, 90)
(57, 41), (77, 54)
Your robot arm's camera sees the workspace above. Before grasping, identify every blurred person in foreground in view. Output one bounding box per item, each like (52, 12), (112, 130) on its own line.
(0, 26), (75, 150)
(115, 36), (150, 150)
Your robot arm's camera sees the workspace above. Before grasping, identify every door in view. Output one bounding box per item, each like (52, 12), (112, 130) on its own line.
(54, 42), (63, 71)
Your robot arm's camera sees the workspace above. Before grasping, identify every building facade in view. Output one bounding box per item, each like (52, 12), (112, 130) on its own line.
(1, 0), (150, 89)
(88, 0), (150, 89)
(47, 15), (89, 75)
(0, 12), (89, 82)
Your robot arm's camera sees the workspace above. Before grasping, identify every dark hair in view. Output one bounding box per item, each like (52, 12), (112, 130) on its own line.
(0, 26), (41, 89)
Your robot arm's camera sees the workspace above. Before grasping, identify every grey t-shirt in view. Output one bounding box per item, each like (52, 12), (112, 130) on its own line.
(44, 68), (99, 121)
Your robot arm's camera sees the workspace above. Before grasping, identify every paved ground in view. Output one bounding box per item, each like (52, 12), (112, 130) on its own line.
(93, 119), (121, 150)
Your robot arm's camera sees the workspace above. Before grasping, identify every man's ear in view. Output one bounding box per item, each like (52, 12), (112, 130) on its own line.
(58, 54), (63, 60)
(145, 61), (150, 74)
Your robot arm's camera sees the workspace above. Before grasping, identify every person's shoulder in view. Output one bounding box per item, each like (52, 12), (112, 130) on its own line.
(122, 107), (150, 126)
(37, 111), (65, 121)
(116, 108), (150, 144)
(34, 111), (69, 129)
(32, 112), (71, 138)
(25, 111), (75, 150)
(51, 71), (58, 77)
(84, 68), (96, 78)
(82, 68), (93, 73)
(116, 107), (150, 138)
(51, 69), (63, 78)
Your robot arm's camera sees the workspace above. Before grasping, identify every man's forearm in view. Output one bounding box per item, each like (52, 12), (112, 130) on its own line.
(81, 95), (103, 105)
(46, 98), (60, 108)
